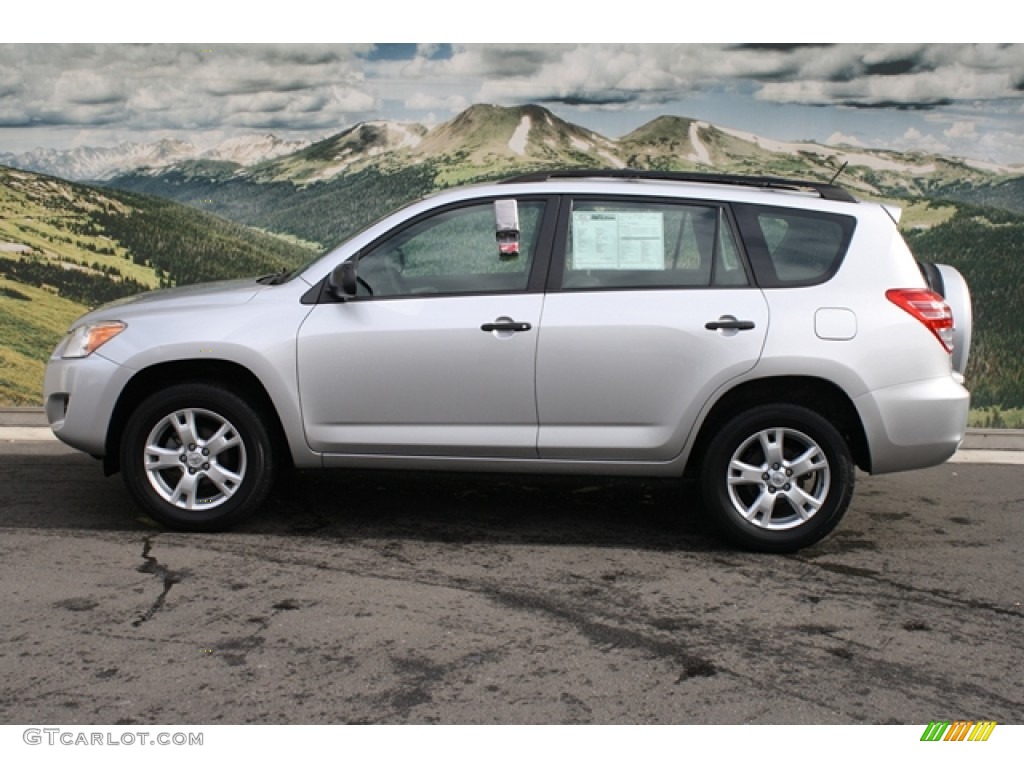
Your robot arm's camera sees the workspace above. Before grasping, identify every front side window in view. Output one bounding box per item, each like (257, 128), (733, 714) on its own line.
(563, 200), (748, 290)
(354, 200), (546, 298)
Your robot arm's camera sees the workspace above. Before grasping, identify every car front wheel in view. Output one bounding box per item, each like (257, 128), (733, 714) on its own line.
(700, 404), (854, 552)
(120, 383), (277, 531)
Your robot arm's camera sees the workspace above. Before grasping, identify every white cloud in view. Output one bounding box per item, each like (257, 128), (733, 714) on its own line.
(405, 92), (468, 113)
(945, 121), (978, 140)
(974, 129), (1024, 165)
(7, 44), (1023, 121)
(827, 132), (866, 148)
(0, 44), (378, 135)
(3, 43), (1024, 163)
(328, 85), (376, 113)
(896, 127), (951, 156)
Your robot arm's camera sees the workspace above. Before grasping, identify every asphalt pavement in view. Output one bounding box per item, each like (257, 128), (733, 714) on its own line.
(0, 407), (1022, 725)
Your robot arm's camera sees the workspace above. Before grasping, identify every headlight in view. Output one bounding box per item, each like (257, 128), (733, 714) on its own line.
(62, 321), (127, 359)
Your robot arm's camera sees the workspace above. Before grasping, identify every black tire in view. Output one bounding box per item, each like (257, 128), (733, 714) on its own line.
(700, 404), (854, 553)
(120, 383), (277, 532)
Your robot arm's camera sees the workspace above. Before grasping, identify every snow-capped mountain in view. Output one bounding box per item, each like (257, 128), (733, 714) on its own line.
(7, 103), (1024, 201)
(256, 121), (429, 183)
(249, 104), (627, 185)
(412, 103), (621, 166)
(200, 134), (310, 166)
(0, 134), (311, 181)
(0, 139), (197, 181)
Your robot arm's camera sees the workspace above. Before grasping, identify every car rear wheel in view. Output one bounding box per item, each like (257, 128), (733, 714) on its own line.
(120, 383), (277, 531)
(700, 404), (854, 552)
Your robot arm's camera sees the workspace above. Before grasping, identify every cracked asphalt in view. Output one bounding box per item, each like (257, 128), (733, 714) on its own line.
(0, 444), (1021, 725)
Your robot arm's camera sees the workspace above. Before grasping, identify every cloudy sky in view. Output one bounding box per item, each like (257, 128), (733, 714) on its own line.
(3, 40), (1024, 165)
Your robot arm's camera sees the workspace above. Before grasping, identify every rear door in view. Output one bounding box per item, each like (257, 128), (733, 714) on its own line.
(536, 196), (769, 461)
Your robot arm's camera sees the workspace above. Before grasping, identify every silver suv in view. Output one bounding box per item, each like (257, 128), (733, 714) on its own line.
(43, 171), (972, 552)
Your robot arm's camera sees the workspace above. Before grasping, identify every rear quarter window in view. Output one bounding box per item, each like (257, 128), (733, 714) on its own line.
(733, 204), (856, 287)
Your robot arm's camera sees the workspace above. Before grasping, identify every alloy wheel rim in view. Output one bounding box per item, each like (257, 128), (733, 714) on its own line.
(725, 427), (831, 530)
(142, 408), (247, 510)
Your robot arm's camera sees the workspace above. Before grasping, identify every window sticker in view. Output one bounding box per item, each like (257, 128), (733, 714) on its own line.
(572, 211), (665, 270)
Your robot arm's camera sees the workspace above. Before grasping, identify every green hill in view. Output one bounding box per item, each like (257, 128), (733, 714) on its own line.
(903, 203), (1024, 407)
(109, 164), (439, 252)
(0, 166), (315, 404)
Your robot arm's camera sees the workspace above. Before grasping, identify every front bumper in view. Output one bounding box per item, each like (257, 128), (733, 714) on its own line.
(43, 353), (133, 457)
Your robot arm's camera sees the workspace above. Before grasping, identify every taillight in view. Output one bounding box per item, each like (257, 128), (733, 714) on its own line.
(886, 288), (954, 353)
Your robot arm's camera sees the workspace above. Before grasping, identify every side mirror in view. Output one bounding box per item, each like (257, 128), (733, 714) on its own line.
(328, 260), (358, 299)
(494, 199), (520, 261)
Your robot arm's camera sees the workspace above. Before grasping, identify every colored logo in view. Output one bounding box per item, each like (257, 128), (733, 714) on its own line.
(921, 721), (997, 742)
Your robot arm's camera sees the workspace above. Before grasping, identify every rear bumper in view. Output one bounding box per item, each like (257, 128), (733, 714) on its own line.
(856, 376), (970, 474)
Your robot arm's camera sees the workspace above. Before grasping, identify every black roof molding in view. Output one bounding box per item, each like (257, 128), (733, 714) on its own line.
(498, 169), (858, 203)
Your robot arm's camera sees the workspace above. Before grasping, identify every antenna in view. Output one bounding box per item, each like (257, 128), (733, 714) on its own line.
(829, 161), (848, 185)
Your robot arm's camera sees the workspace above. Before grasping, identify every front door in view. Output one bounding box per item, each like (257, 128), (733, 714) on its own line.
(297, 198), (550, 458)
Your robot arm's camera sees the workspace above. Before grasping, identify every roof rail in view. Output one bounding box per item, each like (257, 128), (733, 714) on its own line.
(498, 169), (858, 203)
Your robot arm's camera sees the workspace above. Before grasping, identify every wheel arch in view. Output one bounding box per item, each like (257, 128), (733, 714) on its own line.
(686, 376), (871, 475)
(103, 359), (292, 476)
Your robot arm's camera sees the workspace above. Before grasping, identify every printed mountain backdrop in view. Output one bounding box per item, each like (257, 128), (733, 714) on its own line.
(2, 104), (1023, 408)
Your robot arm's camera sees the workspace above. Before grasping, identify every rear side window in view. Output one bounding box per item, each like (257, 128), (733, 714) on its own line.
(562, 199), (749, 290)
(733, 204), (855, 287)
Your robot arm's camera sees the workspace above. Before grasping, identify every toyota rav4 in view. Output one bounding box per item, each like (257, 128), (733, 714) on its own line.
(44, 171), (972, 552)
